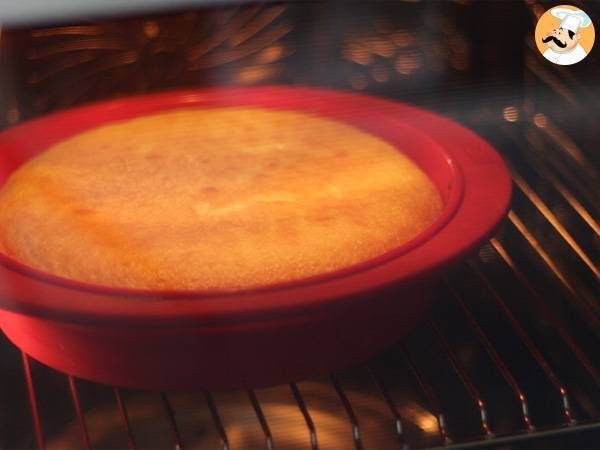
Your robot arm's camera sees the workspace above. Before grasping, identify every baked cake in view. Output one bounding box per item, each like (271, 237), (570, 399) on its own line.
(0, 107), (443, 291)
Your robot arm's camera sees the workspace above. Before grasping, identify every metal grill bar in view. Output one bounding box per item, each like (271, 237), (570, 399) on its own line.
(247, 389), (274, 450)
(489, 238), (600, 386)
(68, 376), (91, 450)
(159, 392), (184, 450)
(21, 353), (45, 450)
(186, 4), (263, 62)
(430, 321), (493, 437)
(423, 421), (600, 450)
(444, 280), (535, 431)
(511, 171), (599, 278)
(399, 344), (452, 445)
(113, 388), (137, 450)
(535, 170), (600, 235)
(521, 130), (599, 213)
(530, 111), (595, 173)
(467, 261), (575, 424)
(289, 383), (318, 450)
(521, 131), (599, 214)
(507, 210), (595, 309)
(524, 56), (579, 110)
(205, 392), (230, 450)
(500, 119), (599, 229)
(330, 374), (364, 450)
(367, 366), (408, 448)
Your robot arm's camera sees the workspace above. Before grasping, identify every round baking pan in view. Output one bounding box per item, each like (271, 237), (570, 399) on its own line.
(0, 86), (511, 390)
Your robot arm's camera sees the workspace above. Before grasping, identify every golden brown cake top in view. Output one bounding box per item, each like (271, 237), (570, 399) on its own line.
(0, 107), (443, 291)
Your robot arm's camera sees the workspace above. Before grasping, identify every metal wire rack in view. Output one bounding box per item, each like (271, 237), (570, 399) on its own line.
(9, 105), (600, 448)
(11, 202), (599, 450)
(0, 1), (598, 449)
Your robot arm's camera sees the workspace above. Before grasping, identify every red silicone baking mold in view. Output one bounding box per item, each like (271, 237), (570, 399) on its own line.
(0, 86), (511, 390)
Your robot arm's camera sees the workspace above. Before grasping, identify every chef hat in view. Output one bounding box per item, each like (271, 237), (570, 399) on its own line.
(551, 7), (592, 33)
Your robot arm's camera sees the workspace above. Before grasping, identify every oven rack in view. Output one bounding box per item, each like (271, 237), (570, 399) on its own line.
(13, 216), (600, 449)
(9, 105), (599, 449)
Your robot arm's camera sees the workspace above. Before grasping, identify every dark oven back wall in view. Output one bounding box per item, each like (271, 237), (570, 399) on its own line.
(1, 1), (529, 130)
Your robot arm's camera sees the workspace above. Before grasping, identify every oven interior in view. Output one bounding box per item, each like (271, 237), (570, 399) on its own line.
(0, 1), (598, 449)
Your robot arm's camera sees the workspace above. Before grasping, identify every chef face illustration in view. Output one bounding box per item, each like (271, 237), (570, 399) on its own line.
(535, 6), (595, 66)
(542, 26), (580, 53)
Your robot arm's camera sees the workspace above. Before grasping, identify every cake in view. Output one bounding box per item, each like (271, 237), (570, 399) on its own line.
(0, 107), (443, 291)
